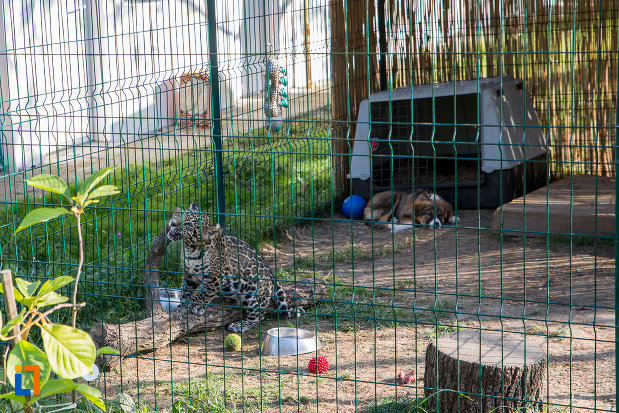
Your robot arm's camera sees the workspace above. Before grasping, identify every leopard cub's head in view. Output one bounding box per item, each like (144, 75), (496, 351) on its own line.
(166, 202), (221, 244)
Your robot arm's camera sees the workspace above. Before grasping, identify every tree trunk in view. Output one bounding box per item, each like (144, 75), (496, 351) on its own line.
(142, 230), (167, 317)
(424, 330), (546, 413)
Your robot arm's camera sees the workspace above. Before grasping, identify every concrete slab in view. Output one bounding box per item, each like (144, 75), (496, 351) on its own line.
(491, 175), (615, 237)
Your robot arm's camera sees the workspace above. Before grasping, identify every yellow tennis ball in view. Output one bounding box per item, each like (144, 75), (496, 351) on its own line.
(224, 334), (242, 351)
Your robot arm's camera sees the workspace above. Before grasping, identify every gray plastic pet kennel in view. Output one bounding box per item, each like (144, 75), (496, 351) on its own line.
(348, 76), (548, 209)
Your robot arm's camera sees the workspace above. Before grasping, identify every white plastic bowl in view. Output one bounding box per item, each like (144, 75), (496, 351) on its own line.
(261, 327), (323, 356)
(159, 288), (181, 312)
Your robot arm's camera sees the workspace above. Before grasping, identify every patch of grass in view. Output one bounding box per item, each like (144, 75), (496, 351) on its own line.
(280, 394), (311, 406)
(317, 280), (413, 329)
(527, 325), (568, 339)
(549, 235), (615, 247)
(549, 328), (567, 338)
(396, 278), (416, 289)
(426, 322), (462, 339)
(367, 397), (428, 413)
(279, 395), (295, 405)
(333, 284), (394, 299)
(526, 325), (546, 335)
(544, 402), (573, 413)
(292, 255), (317, 270)
(276, 268), (321, 281)
(529, 309), (543, 317)
(0, 389), (142, 413)
(112, 372), (286, 413)
(434, 299), (456, 312)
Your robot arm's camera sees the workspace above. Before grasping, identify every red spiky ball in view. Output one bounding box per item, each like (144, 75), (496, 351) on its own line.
(308, 356), (329, 374)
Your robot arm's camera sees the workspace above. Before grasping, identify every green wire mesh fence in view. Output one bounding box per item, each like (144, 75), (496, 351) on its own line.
(0, 0), (616, 412)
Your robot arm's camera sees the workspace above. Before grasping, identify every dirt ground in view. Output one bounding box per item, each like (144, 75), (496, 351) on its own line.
(99, 210), (616, 412)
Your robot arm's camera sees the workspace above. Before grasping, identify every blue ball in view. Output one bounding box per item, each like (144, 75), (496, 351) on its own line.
(342, 195), (367, 220)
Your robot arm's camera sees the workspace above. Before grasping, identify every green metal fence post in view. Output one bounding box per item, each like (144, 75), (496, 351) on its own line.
(377, 0), (387, 91)
(207, 0), (226, 226)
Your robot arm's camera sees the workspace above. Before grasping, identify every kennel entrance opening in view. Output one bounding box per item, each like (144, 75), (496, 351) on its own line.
(368, 93), (481, 192)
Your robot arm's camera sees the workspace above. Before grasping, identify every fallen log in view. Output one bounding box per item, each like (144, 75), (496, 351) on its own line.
(91, 229), (325, 356)
(92, 282), (324, 356)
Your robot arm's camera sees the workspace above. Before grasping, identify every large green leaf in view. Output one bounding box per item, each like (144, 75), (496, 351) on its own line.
(0, 308), (26, 338)
(29, 379), (77, 404)
(14, 278), (40, 299)
(0, 398), (26, 413)
(25, 175), (72, 203)
(76, 384), (106, 411)
(0, 392), (26, 404)
(14, 296), (35, 308)
(36, 291), (69, 308)
(0, 284), (25, 303)
(7, 341), (51, 391)
(117, 393), (136, 413)
(40, 324), (96, 379)
(37, 276), (74, 298)
(7, 279), (39, 308)
(14, 207), (71, 235)
(78, 167), (117, 198)
(87, 185), (120, 201)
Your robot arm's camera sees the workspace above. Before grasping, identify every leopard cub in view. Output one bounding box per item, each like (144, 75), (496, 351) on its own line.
(166, 203), (303, 332)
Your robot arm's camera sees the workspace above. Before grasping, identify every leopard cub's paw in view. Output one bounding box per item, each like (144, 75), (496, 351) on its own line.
(228, 320), (258, 333)
(189, 305), (205, 316)
(288, 307), (305, 318)
(228, 321), (243, 333)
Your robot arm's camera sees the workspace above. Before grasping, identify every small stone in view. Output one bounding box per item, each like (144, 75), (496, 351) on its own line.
(398, 369), (416, 384)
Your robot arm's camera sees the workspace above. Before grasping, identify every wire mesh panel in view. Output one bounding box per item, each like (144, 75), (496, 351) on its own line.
(0, 0), (615, 412)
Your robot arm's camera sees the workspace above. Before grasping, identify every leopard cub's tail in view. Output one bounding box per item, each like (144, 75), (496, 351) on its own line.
(274, 283), (305, 318)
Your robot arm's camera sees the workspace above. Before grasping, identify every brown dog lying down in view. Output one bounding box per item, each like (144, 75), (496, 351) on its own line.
(363, 189), (459, 233)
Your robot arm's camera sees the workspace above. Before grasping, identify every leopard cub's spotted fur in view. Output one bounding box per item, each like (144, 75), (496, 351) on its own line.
(166, 203), (303, 332)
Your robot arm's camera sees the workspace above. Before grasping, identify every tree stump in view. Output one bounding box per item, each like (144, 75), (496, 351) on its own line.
(424, 330), (546, 413)
(91, 229), (326, 357)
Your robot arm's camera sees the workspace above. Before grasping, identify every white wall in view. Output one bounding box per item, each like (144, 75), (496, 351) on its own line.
(0, 0), (330, 172)
(85, 0), (209, 144)
(0, 0), (90, 172)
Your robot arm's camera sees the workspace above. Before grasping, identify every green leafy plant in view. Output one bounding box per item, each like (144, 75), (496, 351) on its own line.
(0, 167), (121, 412)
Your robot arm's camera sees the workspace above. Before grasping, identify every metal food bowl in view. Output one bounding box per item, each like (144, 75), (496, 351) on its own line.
(261, 328), (323, 356)
(159, 288), (182, 312)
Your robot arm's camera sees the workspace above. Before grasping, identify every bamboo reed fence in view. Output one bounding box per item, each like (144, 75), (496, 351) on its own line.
(330, 0), (617, 188)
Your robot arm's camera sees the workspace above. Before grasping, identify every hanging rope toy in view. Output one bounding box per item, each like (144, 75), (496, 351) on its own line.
(263, 55), (288, 132)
